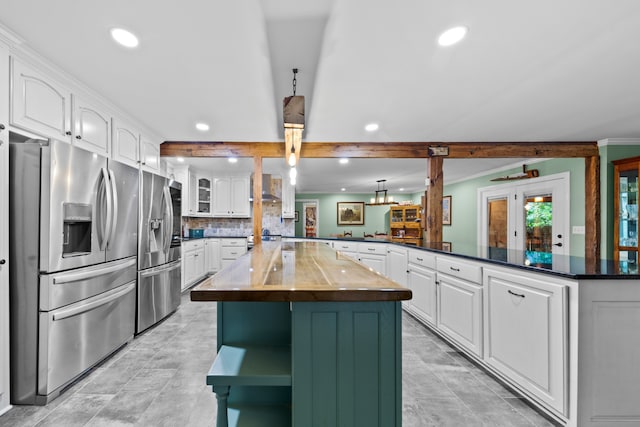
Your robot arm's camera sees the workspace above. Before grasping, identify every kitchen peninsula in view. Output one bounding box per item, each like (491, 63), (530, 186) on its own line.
(191, 241), (411, 427)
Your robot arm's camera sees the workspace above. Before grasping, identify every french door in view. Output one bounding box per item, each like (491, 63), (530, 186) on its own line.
(479, 173), (570, 265)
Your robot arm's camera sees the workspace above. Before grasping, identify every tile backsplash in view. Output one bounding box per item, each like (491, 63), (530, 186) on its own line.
(182, 177), (294, 237)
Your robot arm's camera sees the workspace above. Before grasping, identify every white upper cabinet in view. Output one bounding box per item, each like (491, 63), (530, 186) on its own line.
(213, 176), (250, 218)
(72, 95), (111, 156)
(112, 118), (139, 168)
(139, 134), (160, 172)
(10, 57), (72, 141)
(196, 174), (212, 216)
(282, 177), (295, 219)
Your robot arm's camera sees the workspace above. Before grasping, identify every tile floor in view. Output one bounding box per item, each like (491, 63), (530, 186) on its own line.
(0, 293), (559, 427)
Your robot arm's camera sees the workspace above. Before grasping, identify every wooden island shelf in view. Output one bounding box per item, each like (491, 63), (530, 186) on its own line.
(191, 241), (411, 427)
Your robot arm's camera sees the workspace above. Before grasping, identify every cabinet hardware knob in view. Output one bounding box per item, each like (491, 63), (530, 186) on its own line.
(508, 289), (526, 298)
(553, 242), (563, 247)
(75, 135), (82, 139)
(0, 259), (5, 265)
(449, 266), (460, 272)
(0, 124), (5, 130)
(66, 131), (71, 135)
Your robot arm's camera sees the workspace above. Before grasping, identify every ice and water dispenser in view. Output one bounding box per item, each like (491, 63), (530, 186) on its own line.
(62, 203), (92, 256)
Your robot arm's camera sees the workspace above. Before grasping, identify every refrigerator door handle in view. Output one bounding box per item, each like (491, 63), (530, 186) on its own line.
(52, 282), (135, 321)
(52, 258), (137, 284)
(98, 167), (113, 251)
(107, 168), (119, 249)
(139, 260), (181, 277)
(163, 185), (172, 254)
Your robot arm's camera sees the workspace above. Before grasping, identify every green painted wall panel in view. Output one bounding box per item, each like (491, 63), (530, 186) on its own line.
(292, 302), (401, 427)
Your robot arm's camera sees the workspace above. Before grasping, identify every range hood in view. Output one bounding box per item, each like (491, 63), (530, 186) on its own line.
(251, 174), (280, 201)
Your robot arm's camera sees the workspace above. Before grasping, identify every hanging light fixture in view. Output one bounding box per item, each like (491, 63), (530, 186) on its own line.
(284, 68), (304, 168)
(366, 179), (399, 206)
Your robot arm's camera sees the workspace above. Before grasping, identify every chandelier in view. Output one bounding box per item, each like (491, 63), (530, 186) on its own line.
(366, 180), (399, 206)
(284, 68), (304, 184)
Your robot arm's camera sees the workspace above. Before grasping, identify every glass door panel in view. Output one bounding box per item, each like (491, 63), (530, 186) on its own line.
(523, 194), (553, 268)
(618, 168), (638, 272)
(488, 198), (508, 248)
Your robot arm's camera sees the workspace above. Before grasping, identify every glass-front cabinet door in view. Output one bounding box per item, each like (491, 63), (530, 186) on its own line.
(613, 157), (640, 273)
(390, 207), (404, 224)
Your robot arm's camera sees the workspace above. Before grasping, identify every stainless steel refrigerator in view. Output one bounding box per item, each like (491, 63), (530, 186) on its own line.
(9, 136), (139, 405)
(136, 170), (181, 334)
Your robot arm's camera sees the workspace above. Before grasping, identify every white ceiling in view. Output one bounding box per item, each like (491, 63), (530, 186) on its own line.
(2, 0), (639, 192)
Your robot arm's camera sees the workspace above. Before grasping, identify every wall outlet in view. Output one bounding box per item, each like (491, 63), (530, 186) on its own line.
(572, 225), (585, 235)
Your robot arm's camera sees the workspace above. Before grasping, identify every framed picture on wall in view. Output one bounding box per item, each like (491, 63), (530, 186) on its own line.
(295, 210), (299, 222)
(442, 195), (452, 225)
(337, 202), (365, 225)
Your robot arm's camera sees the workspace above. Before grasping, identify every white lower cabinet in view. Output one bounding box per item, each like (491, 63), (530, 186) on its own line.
(204, 239), (220, 273)
(220, 238), (247, 269)
(386, 245), (408, 287)
(408, 263), (437, 326)
(333, 241), (358, 260)
(182, 240), (205, 290)
(436, 257), (483, 357)
(357, 243), (387, 275)
(483, 267), (568, 415)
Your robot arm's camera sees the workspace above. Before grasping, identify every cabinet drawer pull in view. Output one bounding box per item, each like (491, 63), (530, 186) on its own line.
(449, 266), (460, 272)
(367, 248), (375, 251)
(416, 257), (423, 261)
(508, 290), (525, 298)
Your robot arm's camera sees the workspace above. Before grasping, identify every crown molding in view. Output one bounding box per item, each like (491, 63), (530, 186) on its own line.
(598, 138), (640, 147)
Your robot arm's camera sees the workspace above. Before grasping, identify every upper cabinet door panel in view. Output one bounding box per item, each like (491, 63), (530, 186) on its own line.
(112, 119), (139, 168)
(139, 135), (160, 172)
(230, 176), (250, 217)
(72, 96), (111, 156)
(11, 58), (71, 141)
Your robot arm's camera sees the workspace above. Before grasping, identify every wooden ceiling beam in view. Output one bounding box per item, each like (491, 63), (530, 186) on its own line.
(161, 141), (598, 159)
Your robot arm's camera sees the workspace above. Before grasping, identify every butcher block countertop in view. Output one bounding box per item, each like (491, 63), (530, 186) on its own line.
(190, 241), (412, 302)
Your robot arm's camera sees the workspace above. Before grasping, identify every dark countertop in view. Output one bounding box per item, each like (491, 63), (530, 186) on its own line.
(291, 236), (640, 280)
(181, 236), (249, 241)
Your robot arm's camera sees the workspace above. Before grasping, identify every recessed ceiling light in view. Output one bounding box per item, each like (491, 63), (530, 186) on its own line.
(438, 26), (467, 47)
(341, 188), (346, 192)
(339, 158), (349, 164)
(195, 122), (210, 131)
(365, 123), (379, 132)
(228, 157), (238, 163)
(399, 188), (405, 191)
(177, 157), (185, 163)
(110, 28), (139, 48)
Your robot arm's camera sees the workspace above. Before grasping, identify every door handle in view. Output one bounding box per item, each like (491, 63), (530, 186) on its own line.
(107, 169), (119, 249)
(53, 282), (135, 320)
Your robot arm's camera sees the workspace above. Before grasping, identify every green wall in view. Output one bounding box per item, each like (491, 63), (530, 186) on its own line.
(294, 193), (420, 238)
(442, 158), (586, 257)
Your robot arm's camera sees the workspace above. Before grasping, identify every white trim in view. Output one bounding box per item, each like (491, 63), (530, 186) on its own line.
(446, 158), (550, 185)
(477, 172), (571, 258)
(597, 138), (640, 147)
(0, 26), (23, 45)
(297, 199), (320, 237)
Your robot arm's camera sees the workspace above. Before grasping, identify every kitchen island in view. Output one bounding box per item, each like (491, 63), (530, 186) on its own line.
(191, 241), (411, 427)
